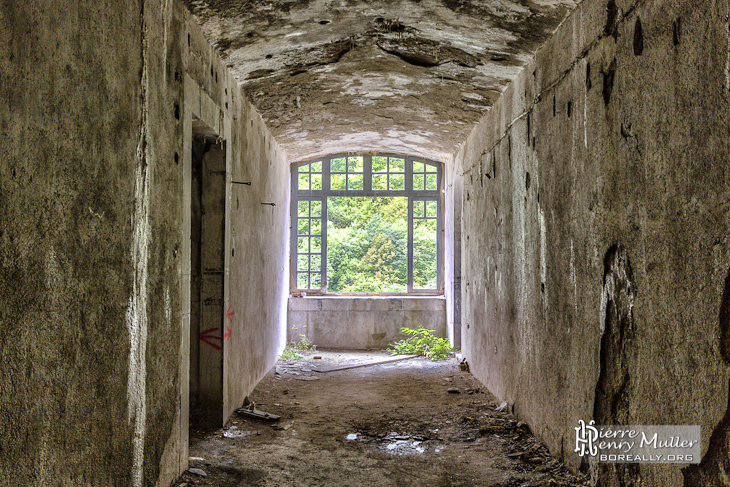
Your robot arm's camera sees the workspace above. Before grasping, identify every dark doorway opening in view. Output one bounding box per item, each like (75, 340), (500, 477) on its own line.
(190, 118), (226, 437)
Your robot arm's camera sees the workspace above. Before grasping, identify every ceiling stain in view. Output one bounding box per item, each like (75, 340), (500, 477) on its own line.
(183, 0), (580, 161)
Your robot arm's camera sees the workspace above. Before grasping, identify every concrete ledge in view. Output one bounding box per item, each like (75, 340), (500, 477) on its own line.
(287, 296), (447, 349)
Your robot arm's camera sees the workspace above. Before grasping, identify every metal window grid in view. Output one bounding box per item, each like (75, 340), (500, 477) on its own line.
(290, 154), (443, 295)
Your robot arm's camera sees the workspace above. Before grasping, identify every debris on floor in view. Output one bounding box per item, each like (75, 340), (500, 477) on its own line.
(237, 409), (280, 421)
(175, 351), (589, 487)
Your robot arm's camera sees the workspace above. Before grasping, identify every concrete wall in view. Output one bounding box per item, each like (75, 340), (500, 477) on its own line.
(0, 1), (287, 486)
(288, 297), (446, 349)
(455, 0), (730, 484)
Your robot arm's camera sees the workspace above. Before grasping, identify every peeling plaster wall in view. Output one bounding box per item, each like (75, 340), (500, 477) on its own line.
(0, 1), (287, 486)
(456, 0), (730, 484)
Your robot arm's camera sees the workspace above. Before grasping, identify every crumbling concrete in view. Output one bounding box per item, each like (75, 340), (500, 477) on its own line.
(0, 1), (288, 485)
(184, 0), (580, 161)
(456, 0), (730, 485)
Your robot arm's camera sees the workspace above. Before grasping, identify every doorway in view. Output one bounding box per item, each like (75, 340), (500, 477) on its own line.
(189, 118), (226, 435)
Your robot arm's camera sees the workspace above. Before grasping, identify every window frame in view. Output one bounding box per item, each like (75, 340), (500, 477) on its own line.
(290, 153), (443, 296)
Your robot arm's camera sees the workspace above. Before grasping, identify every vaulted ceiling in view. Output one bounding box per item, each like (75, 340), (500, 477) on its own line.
(184, 0), (579, 162)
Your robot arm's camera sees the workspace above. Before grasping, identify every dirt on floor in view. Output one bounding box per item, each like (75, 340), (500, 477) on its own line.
(174, 350), (590, 487)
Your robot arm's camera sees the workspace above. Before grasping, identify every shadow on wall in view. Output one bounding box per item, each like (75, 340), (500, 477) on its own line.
(683, 267), (730, 486)
(589, 245), (640, 485)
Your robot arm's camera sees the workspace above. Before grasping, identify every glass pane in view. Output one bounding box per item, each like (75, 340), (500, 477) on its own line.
(311, 273), (321, 288)
(311, 161), (322, 172)
(426, 174), (437, 190)
(331, 174), (346, 190)
(331, 157), (346, 172)
(413, 174), (424, 190)
(372, 174), (387, 190)
(390, 174), (404, 190)
(298, 254), (309, 272)
(348, 156), (363, 173)
(311, 255), (321, 271)
(298, 200), (309, 217)
(413, 161), (424, 173)
(413, 218), (437, 289)
(389, 157), (405, 172)
(426, 200), (437, 217)
(348, 174), (363, 190)
(311, 219), (321, 235)
(311, 201), (322, 217)
(298, 218), (309, 235)
(425, 163), (437, 173)
(298, 174), (309, 190)
(297, 272), (309, 289)
(372, 156), (387, 172)
(327, 196), (407, 293)
(298, 237), (309, 253)
(413, 200), (424, 218)
(311, 237), (321, 253)
(299, 164), (309, 173)
(311, 174), (322, 190)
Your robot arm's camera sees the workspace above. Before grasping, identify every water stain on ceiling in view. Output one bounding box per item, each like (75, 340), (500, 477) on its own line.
(184, 0), (579, 161)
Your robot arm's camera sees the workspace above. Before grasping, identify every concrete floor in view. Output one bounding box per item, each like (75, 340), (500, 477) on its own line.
(174, 351), (589, 486)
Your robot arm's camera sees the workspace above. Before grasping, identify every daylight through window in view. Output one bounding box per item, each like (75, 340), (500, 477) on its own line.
(291, 154), (443, 294)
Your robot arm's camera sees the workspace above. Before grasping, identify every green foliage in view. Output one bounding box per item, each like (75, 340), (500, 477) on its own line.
(388, 327), (454, 360)
(280, 348), (303, 360)
(289, 334), (316, 351)
(326, 196), (438, 293)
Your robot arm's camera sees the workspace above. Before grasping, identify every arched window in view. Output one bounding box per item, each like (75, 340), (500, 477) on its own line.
(291, 154), (443, 294)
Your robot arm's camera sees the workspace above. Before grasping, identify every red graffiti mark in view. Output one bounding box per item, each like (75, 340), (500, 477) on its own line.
(226, 305), (235, 322)
(224, 325), (231, 342)
(199, 327), (223, 351)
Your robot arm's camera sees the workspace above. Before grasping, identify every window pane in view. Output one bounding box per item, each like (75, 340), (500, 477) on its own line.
(426, 174), (437, 190)
(372, 156), (387, 172)
(348, 174), (363, 190)
(413, 200), (424, 218)
(389, 157), (405, 172)
(311, 161), (322, 172)
(298, 254), (309, 272)
(390, 174), (404, 190)
(372, 174), (387, 190)
(311, 174), (322, 190)
(299, 164), (309, 173)
(311, 201), (322, 217)
(425, 163), (437, 173)
(311, 273), (321, 288)
(298, 237), (309, 253)
(348, 156), (363, 173)
(311, 237), (321, 252)
(298, 200), (309, 217)
(331, 174), (346, 190)
(311, 219), (321, 235)
(298, 272), (309, 289)
(413, 161), (424, 173)
(413, 217), (437, 289)
(298, 218), (309, 235)
(413, 174), (424, 190)
(311, 255), (321, 271)
(298, 174), (309, 190)
(331, 157), (346, 172)
(426, 200), (437, 217)
(327, 196), (407, 293)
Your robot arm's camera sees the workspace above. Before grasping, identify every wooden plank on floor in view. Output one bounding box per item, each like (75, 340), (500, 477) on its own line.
(313, 355), (419, 373)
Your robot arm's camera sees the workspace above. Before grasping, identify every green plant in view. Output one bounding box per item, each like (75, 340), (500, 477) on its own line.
(289, 326), (317, 352)
(280, 348), (303, 360)
(387, 327), (455, 360)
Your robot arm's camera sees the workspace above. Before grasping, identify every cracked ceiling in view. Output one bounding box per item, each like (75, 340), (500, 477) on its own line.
(183, 0), (580, 162)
